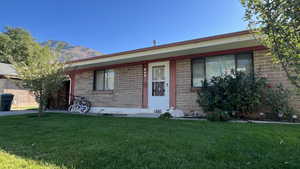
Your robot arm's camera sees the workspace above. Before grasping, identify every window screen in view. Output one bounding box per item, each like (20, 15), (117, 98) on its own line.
(94, 69), (114, 90)
(192, 53), (253, 87)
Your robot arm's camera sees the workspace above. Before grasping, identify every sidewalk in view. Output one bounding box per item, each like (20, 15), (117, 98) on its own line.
(0, 110), (37, 116)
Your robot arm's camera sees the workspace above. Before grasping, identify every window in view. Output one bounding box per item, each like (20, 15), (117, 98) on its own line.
(94, 69), (114, 90)
(206, 55), (235, 82)
(152, 65), (165, 96)
(192, 59), (205, 87)
(236, 53), (253, 74)
(192, 53), (253, 87)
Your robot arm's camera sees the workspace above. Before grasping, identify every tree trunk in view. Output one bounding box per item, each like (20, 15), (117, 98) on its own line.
(38, 103), (43, 117)
(38, 92), (45, 117)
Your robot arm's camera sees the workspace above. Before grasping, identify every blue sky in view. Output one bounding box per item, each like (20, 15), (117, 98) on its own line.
(0, 0), (247, 54)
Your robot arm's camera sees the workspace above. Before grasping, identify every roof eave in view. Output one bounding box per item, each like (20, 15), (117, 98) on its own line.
(66, 30), (262, 71)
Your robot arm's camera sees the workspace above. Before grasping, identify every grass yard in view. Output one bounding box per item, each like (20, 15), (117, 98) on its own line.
(0, 113), (299, 169)
(11, 105), (38, 111)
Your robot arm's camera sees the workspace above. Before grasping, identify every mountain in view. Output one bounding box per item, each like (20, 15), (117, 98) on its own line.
(41, 40), (102, 61)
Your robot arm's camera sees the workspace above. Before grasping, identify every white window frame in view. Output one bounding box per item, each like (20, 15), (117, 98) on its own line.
(94, 69), (114, 91)
(191, 52), (253, 88)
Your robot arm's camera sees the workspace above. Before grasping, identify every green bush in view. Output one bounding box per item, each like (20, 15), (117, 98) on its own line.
(207, 109), (231, 122)
(159, 112), (172, 119)
(264, 84), (296, 120)
(197, 72), (268, 118)
(197, 71), (295, 120)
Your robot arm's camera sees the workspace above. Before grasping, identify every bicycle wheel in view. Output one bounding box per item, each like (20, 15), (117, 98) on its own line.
(75, 104), (82, 113)
(80, 101), (91, 114)
(80, 105), (89, 114)
(68, 105), (75, 112)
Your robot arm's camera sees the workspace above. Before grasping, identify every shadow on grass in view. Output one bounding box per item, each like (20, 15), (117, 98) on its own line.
(26, 113), (52, 118)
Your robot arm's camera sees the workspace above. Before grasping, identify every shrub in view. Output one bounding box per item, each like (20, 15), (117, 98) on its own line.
(159, 112), (172, 119)
(197, 71), (297, 121)
(264, 84), (296, 121)
(197, 72), (268, 118)
(207, 109), (231, 122)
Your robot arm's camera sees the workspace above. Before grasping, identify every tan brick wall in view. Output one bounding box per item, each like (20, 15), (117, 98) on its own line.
(175, 59), (201, 114)
(74, 50), (300, 113)
(254, 50), (300, 110)
(175, 50), (300, 114)
(75, 65), (143, 108)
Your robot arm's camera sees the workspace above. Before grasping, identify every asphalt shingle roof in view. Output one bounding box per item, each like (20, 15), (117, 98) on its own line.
(0, 63), (17, 76)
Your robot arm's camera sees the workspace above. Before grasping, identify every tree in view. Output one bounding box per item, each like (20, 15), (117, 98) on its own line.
(241, 0), (300, 88)
(0, 27), (67, 116)
(0, 27), (41, 64)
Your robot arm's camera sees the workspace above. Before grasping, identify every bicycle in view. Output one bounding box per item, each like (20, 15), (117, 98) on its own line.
(68, 96), (91, 114)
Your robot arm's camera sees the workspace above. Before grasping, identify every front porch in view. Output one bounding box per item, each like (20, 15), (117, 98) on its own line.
(89, 106), (185, 117)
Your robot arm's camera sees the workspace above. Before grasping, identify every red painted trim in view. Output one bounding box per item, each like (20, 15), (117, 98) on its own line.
(169, 60), (176, 108)
(66, 46), (266, 74)
(67, 30), (251, 64)
(142, 63), (148, 108)
(67, 61), (147, 74)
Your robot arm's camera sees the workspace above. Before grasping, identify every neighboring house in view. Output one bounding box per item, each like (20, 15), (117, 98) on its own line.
(0, 63), (38, 109)
(66, 30), (300, 116)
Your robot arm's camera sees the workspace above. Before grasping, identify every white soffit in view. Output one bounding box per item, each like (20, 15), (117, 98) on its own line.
(68, 34), (257, 68)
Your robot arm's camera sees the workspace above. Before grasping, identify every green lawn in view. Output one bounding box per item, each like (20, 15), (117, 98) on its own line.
(11, 105), (38, 111)
(0, 113), (299, 169)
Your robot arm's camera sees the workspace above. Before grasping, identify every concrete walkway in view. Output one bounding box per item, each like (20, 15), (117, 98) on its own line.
(0, 110), (37, 116)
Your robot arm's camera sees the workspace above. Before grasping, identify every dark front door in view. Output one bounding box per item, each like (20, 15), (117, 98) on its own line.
(47, 80), (70, 110)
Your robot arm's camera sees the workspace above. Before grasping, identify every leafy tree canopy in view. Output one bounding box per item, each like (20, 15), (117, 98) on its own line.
(241, 0), (300, 88)
(0, 27), (56, 64)
(0, 27), (66, 115)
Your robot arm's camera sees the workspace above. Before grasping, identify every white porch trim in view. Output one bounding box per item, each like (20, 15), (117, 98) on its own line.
(89, 106), (185, 117)
(90, 107), (155, 114)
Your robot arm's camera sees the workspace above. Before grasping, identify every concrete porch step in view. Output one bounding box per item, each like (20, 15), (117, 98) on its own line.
(126, 113), (160, 118)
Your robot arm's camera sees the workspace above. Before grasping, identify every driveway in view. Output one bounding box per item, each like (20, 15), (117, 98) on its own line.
(0, 110), (37, 116)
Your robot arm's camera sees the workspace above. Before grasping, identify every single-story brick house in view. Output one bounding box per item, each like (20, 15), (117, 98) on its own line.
(0, 63), (38, 109)
(66, 30), (300, 116)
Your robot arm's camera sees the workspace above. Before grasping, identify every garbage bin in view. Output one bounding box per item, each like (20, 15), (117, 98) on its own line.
(0, 94), (14, 111)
